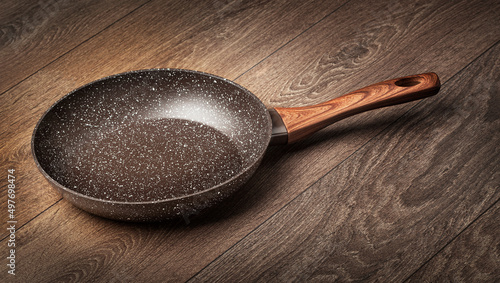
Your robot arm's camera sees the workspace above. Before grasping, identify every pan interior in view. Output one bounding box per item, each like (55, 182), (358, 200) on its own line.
(33, 69), (271, 202)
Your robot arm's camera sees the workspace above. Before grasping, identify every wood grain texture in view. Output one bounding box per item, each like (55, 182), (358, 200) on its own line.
(189, 40), (500, 283)
(407, 200), (500, 282)
(0, 0), (498, 281)
(240, 0), (500, 107)
(0, 0), (149, 94)
(274, 73), (440, 143)
(0, 0), (344, 238)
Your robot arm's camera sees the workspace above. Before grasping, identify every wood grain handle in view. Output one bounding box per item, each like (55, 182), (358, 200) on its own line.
(273, 73), (440, 144)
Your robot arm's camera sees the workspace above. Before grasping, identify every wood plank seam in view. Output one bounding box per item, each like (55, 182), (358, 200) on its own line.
(0, 197), (63, 242)
(0, 0), (153, 97)
(234, 0), (350, 81)
(403, 197), (500, 282)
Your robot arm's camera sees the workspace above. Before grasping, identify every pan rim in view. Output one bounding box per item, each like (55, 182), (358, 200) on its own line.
(31, 68), (272, 206)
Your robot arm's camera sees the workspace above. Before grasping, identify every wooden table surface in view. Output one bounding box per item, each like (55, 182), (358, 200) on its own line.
(1, 0), (499, 282)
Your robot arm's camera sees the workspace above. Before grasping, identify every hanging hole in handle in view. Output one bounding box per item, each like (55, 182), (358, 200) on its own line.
(394, 77), (422, 87)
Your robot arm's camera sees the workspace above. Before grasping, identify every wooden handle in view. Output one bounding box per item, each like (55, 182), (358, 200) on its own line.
(273, 73), (440, 143)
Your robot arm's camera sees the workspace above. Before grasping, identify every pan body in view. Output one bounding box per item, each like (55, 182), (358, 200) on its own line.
(32, 69), (272, 221)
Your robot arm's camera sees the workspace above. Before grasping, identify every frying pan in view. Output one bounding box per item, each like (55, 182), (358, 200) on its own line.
(32, 69), (440, 221)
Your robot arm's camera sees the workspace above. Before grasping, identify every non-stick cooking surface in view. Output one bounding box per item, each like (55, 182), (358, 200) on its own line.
(33, 69), (271, 203)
